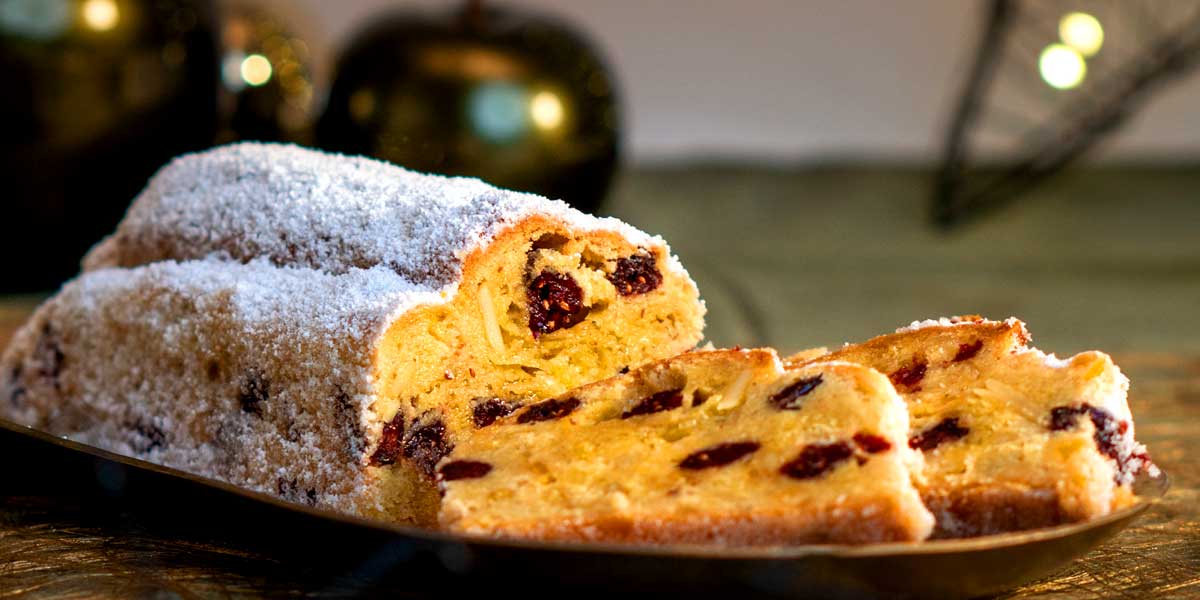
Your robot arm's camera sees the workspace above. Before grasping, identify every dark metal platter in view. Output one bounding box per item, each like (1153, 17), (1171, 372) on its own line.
(0, 418), (1167, 599)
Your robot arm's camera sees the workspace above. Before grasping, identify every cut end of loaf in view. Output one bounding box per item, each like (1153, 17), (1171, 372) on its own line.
(364, 214), (706, 519)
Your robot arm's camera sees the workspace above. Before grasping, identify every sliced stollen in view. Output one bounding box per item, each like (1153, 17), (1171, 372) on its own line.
(437, 349), (935, 545)
(794, 316), (1157, 537)
(0, 143), (706, 525)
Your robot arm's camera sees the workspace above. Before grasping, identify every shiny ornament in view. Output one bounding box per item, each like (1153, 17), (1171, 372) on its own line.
(316, 1), (620, 213)
(217, 3), (315, 144)
(0, 0), (219, 291)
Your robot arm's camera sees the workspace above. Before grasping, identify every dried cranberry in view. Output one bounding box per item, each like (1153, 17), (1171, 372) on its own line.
(622, 388), (684, 418)
(334, 389), (365, 455)
(8, 385), (26, 406)
(770, 375), (824, 410)
(679, 441), (761, 470)
(1048, 403), (1140, 482)
(908, 417), (970, 451)
(517, 397), (581, 423)
(403, 414), (452, 477)
(953, 340), (984, 362)
(277, 478), (298, 498)
(34, 325), (63, 381)
(1088, 407), (1123, 460)
(238, 371), (269, 416)
(607, 252), (663, 296)
(472, 397), (521, 428)
(1049, 404), (1091, 431)
(7, 365), (25, 406)
(369, 412), (405, 466)
(527, 272), (587, 337)
(889, 360), (928, 391)
(852, 432), (892, 454)
(1050, 404), (1126, 460)
(780, 442), (854, 480)
(132, 420), (166, 454)
(439, 460), (494, 481)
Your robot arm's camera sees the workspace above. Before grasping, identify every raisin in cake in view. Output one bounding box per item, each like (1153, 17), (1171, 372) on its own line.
(0, 143), (705, 525)
(796, 316), (1156, 537)
(437, 349), (934, 544)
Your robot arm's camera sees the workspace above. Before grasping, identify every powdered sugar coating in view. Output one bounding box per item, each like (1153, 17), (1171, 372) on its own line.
(0, 258), (441, 513)
(895, 316), (1021, 334)
(2, 142), (707, 520)
(84, 142), (660, 289)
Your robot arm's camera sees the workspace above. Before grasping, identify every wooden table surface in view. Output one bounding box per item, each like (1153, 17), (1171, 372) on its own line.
(1, 166), (1197, 597)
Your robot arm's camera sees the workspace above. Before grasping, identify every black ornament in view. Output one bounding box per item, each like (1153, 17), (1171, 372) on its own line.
(0, 0), (219, 292)
(316, 1), (620, 213)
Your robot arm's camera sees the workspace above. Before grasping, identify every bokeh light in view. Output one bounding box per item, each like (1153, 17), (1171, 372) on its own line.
(349, 89), (377, 124)
(468, 82), (528, 143)
(0, 0), (71, 40)
(240, 53), (273, 87)
(1039, 43), (1086, 90)
(81, 0), (119, 32)
(1059, 12), (1104, 57)
(530, 91), (565, 130)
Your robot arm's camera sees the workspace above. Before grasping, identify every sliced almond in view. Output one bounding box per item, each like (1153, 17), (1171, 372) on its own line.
(716, 368), (754, 411)
(478, 284), (505, 355)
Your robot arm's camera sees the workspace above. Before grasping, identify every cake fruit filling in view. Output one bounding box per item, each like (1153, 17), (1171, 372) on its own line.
(679, 441), (761, 469)
(621, 388), (684, 418)
(436, 351), (935, 544)
(526, 272), (587, 337)
(908, 417), (970, 451)
(607, 252), (663, 296)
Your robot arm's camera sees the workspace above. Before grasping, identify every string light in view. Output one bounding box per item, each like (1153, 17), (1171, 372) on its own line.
(530, 91), (564, 130)
(1059, 12), (1104, 57)
(240, 53), (273, 86)
(1039, 43), (1086, 90)
(81, 0), (118, 32)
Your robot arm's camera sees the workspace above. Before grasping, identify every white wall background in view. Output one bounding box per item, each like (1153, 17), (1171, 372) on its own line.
(266, 0), (1200, 163)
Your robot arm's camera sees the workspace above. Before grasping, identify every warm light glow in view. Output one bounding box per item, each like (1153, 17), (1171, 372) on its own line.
(1039, 44), (1086, 90)
(82, 0), (118, 31)
(349, 88), (377, 123)
(1059, 12), (1103, 57)
(530, 91), (564, 130)
(240, 54), (273, 87)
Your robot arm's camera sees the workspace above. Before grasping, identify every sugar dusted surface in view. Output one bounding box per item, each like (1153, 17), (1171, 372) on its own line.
(894, 316), (1019, 333)
(0, 258), (451, 514)
(84, 142), (660, 289)
(83, 256), (441, 348)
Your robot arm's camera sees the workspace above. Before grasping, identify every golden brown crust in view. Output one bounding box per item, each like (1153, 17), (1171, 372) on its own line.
(922, 486), (1067, 539)
(816, 318), (1029, 368)
(460, 499), (926, 545)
